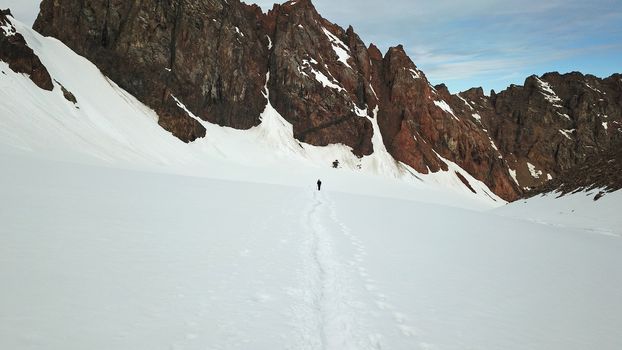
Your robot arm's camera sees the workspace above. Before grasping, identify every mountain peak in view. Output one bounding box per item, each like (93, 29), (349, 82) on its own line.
(367, 43), (383, 60)
(288, 0), (315, 7)
(387, 44), (406, 54)
(273, 0), (318, 14)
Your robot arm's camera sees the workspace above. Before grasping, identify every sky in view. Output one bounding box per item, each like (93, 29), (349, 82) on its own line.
(4, 0), (621, 93)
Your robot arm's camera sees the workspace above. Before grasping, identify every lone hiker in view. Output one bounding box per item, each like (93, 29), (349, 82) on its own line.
(317, 179), (322, 191)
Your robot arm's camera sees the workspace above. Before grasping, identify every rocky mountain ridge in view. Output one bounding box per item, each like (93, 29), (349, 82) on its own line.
(2, 0), (620, 201)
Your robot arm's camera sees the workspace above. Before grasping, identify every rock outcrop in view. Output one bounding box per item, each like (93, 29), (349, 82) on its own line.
(29, 0), (622, 201)
(264, 0), (374, 155)
(451, 72), (622, 193)
(368, 45), (519, 199)
(1, 9), (53, 90)
(527, 147), (622, 200)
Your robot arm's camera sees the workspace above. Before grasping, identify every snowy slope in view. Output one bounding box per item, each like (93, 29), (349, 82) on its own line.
(0, 16), (501, 208)
(2, 15), (622, 350)
(495, 190), (622, 237)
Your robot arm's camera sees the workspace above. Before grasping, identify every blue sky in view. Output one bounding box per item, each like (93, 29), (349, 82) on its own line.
(5, 0), (621, 93)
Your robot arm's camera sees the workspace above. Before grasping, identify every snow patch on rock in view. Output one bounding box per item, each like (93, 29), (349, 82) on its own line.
(509, 168), (519, 185)
(322, 27), (352, 69)
(559, 129), (575, 140)
(527, 162), (543, 179)
(434, 100), (458, 121)
(408, 68), (421, 79)
(299, 58), (344, 92)
(457, 94), (474, 111)
(585, 82), (605, 94)
(1, 23), (16, 36)
(535, 76), (562, 105)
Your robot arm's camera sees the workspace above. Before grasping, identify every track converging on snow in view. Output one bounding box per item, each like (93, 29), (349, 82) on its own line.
(292, 190), (424, 350)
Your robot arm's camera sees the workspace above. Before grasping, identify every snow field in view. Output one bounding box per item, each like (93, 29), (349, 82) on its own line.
(2, 154), (621, 350)
(495, 189), (622, 237)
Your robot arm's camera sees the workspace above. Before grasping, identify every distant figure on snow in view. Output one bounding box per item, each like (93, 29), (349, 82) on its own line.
(332, 160), (339, 168)
(317, 179), (322, 191)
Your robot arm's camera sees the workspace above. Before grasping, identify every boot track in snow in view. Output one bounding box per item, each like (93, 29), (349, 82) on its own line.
(294, 191), (387, 350)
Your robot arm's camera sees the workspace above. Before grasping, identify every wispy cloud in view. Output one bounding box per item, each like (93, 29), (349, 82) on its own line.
(344, 0), (622, 91)
(415, 42), (622, 91)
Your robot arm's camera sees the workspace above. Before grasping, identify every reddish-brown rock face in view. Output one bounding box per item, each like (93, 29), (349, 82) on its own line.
(35, 0), (271, 142)
(28, 0), (622, 201)
(454, 72), (622, 195)
(529, 146), (622, 199)
(370, 45), (446, 173)
(33, 0), (376, 153)
(1, 10), (53, 91)
(265, 0), (373, 156)
(367, 45), (519, 199)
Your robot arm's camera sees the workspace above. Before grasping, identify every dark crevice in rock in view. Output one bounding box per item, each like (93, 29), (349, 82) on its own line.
(169, 1), (182, 69)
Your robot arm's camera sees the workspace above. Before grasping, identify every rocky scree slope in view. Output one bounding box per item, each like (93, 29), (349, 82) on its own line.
(8, 0), (619, 201)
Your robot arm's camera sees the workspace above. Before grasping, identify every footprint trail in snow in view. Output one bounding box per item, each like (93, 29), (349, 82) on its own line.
(291, 190), (425, 350)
